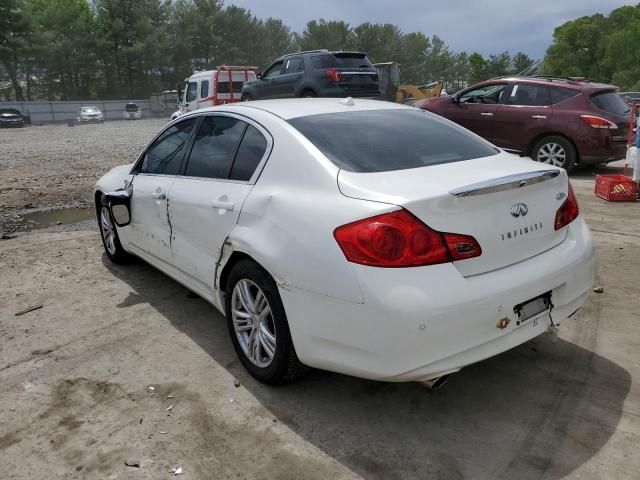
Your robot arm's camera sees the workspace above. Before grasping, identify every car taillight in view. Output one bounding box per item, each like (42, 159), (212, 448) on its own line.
(580, 115), (618, 129)
(333, 209), (481, 267)
(554, 183), (579, 230)
(325, 69), (342, 82)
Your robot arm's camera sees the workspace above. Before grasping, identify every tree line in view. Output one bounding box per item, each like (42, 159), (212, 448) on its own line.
(543, 4), (640, 92)
(2, 0), (637, 102)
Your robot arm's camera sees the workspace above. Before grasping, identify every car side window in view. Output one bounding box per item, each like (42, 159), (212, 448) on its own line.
(186, 82), (197, 102)
(284, 57), (303, 74)
(460, 84), (507, 104)
(184, 116), (246, 179)
(505, 83), (551, 106)
(200, 80), (209, 99)
(139, 118), (197, 175)
(230, 125), (268, 181)
(262, 61), (283, 79)
(311, 55), (335, 69)
(550, 86), (580, 104)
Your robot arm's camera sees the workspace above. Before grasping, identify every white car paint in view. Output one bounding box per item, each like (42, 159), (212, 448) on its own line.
(95, 99), (595, 383)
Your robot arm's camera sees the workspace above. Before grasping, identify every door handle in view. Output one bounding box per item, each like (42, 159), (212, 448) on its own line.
(211, 201), (235, 211)
(151, 192), (166, 200)
(531, 115), (547, 119)
(480, 112), (494, 117)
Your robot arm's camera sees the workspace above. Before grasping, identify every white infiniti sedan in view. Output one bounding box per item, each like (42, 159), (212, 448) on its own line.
(95, 98), (595, 386)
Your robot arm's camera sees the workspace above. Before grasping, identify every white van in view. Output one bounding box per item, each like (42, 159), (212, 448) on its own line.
(171, 66), (257, 120)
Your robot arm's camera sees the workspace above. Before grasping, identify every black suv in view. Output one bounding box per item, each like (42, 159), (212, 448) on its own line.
(241, 50), (380, 100)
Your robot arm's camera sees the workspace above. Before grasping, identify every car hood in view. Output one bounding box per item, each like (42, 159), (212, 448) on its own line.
(414, 96), (450, 111)
(242, 79), (261, 89)
(96, 164), (134, 194)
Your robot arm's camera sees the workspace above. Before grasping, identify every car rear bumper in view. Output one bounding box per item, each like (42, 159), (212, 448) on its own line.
(0, 120), (24, 127)
(576, 130), (628, 165)
(280, 218), (595, 382)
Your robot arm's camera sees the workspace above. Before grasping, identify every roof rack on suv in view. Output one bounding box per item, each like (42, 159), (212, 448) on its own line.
(529, 75), (595, 84)
(282, 49), (329, 57)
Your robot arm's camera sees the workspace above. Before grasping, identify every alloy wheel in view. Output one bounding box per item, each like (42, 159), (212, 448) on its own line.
(99, 206), (117, 256)
(231, 279), (277, 368)
(537, 142), (566, 167)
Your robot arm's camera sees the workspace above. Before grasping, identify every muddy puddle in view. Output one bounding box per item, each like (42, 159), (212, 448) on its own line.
(19, 207), (94, 230)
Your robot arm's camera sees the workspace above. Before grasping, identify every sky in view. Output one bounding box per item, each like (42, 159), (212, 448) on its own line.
(224, 0), (633, 58)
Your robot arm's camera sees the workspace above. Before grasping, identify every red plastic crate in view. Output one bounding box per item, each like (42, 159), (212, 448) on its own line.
(594, 174), (637, 201)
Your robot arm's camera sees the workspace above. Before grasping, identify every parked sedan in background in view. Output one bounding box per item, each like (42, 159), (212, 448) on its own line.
(77, 106), (104, 123)
(123, 102), (142, 120)
(0, 108), (25, 128)
(95, 99), (595, 387)
(417, 76), (629, 170)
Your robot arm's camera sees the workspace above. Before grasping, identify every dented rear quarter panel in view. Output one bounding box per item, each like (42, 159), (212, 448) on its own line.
(222, 109), (392, 305)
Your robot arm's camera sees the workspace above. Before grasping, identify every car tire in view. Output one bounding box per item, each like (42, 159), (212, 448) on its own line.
(97, 204), (131, 264)
(531, 135), (576, 171)
(225, 259), (306, 385)
(301, 90), (317, 98)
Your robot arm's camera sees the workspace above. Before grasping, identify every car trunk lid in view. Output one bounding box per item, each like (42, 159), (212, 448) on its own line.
(338, 153), (570, 276)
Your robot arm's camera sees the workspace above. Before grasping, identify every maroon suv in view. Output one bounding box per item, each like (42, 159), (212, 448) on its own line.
(416, 76), (630, 170)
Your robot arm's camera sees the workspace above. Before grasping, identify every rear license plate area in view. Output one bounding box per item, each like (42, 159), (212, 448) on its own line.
(514, 292), (551, 326)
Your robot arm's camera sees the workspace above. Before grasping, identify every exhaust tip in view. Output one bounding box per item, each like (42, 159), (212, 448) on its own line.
(419, 374), (450, 391)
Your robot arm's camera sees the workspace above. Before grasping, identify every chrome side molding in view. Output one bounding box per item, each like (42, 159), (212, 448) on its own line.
(449, 170), (560, 197)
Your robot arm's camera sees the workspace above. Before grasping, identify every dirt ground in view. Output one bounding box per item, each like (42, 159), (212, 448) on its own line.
(1, 122), (640, 479)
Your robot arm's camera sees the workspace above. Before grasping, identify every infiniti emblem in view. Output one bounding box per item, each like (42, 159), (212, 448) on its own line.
(510, 203), (528, 218)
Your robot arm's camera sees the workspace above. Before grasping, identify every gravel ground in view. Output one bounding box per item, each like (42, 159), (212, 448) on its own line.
(0, 119), (166, 234)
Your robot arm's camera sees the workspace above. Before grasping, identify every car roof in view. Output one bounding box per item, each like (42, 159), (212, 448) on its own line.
(280, 50), (367, 58)
(488, 75), (617, 90)
(194, 98), (412, 120)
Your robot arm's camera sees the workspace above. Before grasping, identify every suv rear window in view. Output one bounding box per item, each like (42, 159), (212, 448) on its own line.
(591, 91), (630, 116)
(334, 53), (374, 69)
(289, 109), (498, 173)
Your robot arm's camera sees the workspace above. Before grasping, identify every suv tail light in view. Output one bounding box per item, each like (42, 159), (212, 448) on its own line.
(333, 209), (482, 267)
(554, 183), (579, 230)
(580, 115), (618, 129)
(325, 69), (342, 82)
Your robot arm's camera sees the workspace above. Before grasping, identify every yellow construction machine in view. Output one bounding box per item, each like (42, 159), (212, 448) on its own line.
(374, 62), (443, 104)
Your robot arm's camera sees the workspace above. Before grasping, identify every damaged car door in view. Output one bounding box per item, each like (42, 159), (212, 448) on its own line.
(167, 114), (270, 295)
(127, 117), (198, 266)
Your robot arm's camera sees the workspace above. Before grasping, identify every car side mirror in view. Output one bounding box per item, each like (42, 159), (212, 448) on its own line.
(103, 187), (132, 227)
(256, 73), (262, 79)
(451, 95), (460, 104)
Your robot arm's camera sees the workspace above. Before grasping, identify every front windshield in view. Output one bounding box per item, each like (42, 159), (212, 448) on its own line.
(82, 107), (99, 113)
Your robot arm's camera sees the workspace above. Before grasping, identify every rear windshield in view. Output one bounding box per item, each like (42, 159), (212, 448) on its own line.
(591, 91), (630, 116)
(217, 81), (242, 94)
(311, 53), (374, 70)
(288, 109), (498, 173)
(334, 53), (374, 69)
